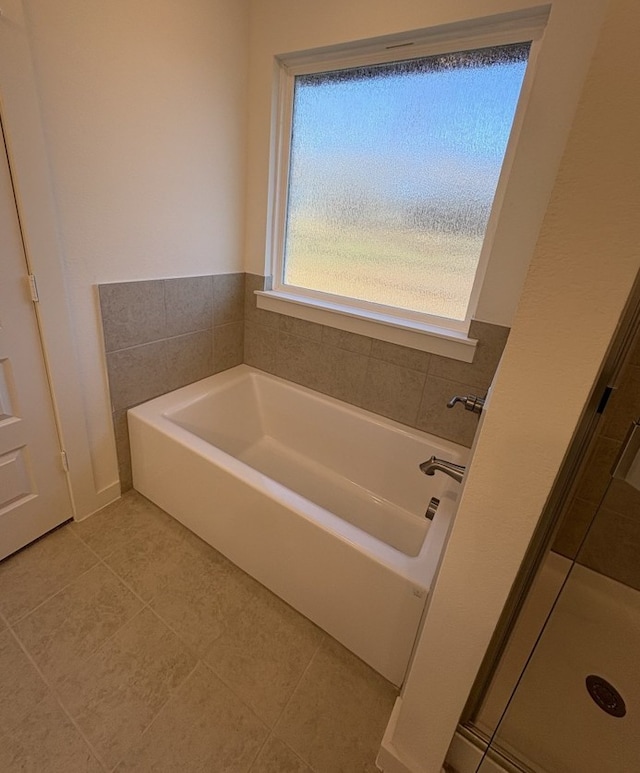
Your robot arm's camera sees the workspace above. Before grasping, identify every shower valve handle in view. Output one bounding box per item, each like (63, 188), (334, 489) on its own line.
(447, 394), (485, 415)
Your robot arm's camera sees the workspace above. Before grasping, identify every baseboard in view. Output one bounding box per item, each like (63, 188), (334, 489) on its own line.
(377, 698), (436, 773)
(73, 480), (120, 521)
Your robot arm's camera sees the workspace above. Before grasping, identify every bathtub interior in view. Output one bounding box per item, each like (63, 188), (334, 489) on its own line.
(165, 369), (461, 557)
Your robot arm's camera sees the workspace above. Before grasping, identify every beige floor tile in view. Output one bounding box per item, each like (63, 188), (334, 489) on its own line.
(0, 629), (49, 735)
(115, 662), (268, 772)
(0, 692), (104, 772)
(14, 563), (143, 687)
(150, 549), (259, 656)
(0, 527), (97, 622)
(250, 735), (313, 772)
(104, 528), (225, 604)
(58, 607), (196, 769)
(70, 490), (185, 559)
(4, 502), (402, 773)
(91, 496), (227, 603)
(275, 638), (397, 773)
(203, 585), (324, 726)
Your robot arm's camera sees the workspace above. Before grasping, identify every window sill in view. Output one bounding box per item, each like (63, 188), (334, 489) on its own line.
(255, 290), (477, 362)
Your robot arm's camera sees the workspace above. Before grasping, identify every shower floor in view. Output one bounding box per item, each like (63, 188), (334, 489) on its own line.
(0, 491), (396, 772)
(490, 563), (640, 772)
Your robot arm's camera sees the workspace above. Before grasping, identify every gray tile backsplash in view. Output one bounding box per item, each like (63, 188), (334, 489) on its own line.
(100, 272), (510, 491)
(244, 321), (279, 373)
(106, 340), (170, 411)
(213, 322), (244, 374)
(213, 273), (245, 326)
(164, 331), (213, 393)
(360, 358), (426, 427)
(322, 327), (372, 356)
(100, 280), (166, 352)
(99, 274), (244, 490)
(369, 338), (431, 373)
(164, 277), (213, 338)
(279, 315), (324, 342)
(428, 320), (510, 389)
(244, 274), (280, 328)
(243, 273), (509, 448)
(416, 374), (486, 448)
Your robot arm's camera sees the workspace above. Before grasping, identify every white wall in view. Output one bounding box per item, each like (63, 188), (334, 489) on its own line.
(22, 0), (250, 508)
(244, 0), (607, 328)
(10, 0), (606, 512)
(380, 0), (640, 769)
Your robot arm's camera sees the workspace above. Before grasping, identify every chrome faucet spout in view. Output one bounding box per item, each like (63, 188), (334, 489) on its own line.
(419, 456), (466, 483)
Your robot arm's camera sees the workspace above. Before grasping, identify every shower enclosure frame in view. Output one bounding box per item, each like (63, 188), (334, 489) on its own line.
(457, 273), (640, 767)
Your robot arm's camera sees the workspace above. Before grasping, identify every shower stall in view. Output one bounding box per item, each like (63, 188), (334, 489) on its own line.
(448, 295), (640, 772)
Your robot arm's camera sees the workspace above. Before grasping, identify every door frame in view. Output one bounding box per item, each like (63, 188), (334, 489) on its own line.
(0, 0), (105, 518)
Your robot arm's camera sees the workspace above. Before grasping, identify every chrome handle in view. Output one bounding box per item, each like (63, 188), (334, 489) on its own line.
(424, 497), (440, 520)
(447, 394), (485, 415)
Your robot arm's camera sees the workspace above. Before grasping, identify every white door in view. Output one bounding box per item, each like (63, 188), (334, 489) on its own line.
(0, 118), (73, 559)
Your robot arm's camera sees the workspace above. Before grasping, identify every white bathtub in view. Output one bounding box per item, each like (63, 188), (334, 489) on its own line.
(128, 365), (467, 685)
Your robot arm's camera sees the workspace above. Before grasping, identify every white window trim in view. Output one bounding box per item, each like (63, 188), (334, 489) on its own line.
(263, 9), (548, 360)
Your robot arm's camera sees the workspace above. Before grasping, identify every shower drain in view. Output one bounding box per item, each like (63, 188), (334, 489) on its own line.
(585, 675), (627, 717)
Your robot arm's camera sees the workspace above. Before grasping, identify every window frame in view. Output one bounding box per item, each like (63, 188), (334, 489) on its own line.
(260, 12), (546, 358)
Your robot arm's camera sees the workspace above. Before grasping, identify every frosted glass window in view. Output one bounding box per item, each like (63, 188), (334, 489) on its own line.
(283, 43), (530, 322)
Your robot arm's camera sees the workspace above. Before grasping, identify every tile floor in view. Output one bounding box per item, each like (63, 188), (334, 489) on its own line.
(0, 491), (397, 772)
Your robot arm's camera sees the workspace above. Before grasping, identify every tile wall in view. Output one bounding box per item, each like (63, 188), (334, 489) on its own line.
(100, 273), (510, 490)
(99, 275), (244, 489)
(244, 274), (510, 446)
(553, 334), (640, 590)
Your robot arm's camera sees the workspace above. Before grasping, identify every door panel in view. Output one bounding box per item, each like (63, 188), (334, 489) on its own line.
(0, 118), (72, 559)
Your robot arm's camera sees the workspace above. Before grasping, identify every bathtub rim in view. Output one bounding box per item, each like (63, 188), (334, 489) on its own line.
(128, 364), (468, 590)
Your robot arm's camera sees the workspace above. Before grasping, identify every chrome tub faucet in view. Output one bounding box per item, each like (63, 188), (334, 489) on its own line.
(419, 456), (466, 483)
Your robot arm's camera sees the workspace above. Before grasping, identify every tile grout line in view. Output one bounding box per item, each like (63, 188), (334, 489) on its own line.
(244, 727), (318, 773)
(68, 519), (146, 600)
(196, 658), (273, 739)
(106, 538), (294, 737)
(3, 496), (321, 770)
(68, 500), (315, 772)
(7, 557), (101, 628)
(282, 737), (320, 773)
(272, 636), (324, 730)
(71, 524), (153, 610)
(7, 553), (152, 716)
(124, 602), (278, 771)
(262, 637), (326, 773)
(106, 326), (215, 356)
(60, 526), (211, 771)
(107, 659), (202, 773)
(2, 528), (102, 627)
(5, 623), (111, 772)
(11, 520), (200, 771)
(246, 730), (273, 772)
(42, 526), (177, 683)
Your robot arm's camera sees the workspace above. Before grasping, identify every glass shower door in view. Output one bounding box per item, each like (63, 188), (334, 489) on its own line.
(476, 422), (640, 772)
